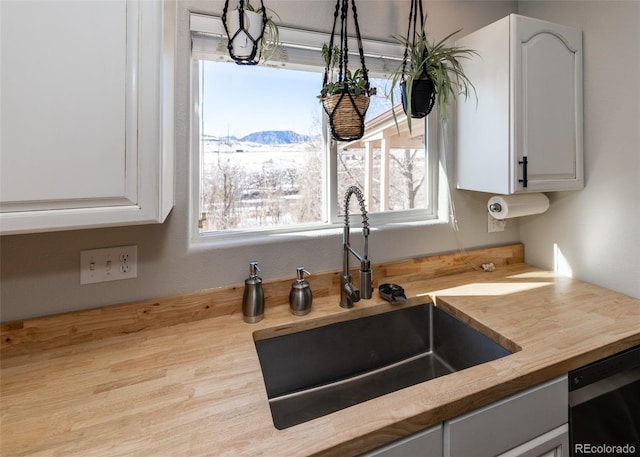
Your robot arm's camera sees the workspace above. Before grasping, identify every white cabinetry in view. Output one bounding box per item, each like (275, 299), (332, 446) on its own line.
(358, 376), (568, 457)
(362, 424), (442, 457)
(456, 14), (583, 194)
(0, 0), (175, 235)
(498, 425), (568, 457)
(444, 376), (568, 457)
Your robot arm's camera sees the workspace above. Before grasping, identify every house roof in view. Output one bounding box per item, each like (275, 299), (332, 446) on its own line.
(341, 104), (426, 149)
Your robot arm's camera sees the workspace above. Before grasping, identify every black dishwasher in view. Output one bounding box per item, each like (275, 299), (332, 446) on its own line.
(569, 344), (640, 457)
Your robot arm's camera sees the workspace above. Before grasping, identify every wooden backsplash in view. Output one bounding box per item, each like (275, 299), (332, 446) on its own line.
(1, 243), (523, 357)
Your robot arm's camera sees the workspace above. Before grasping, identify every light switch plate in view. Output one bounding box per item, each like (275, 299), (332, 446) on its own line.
(80, 245), (137, 285)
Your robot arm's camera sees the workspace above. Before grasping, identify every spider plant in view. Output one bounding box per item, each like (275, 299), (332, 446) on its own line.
(390, 27), (478, 130)
(226, 0), (281, 62)
(318, 43), (377, 99)
(241, 1), (280, 61)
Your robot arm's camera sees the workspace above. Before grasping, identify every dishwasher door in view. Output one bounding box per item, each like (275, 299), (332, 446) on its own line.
(568, 345), (640, 457)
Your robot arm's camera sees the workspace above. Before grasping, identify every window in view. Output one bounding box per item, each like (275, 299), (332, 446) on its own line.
(190, 14), (438, 240)
(197, 61), (325, 231)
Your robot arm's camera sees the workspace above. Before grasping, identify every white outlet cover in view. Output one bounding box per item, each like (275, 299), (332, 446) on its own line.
(80, 245), (138, 285)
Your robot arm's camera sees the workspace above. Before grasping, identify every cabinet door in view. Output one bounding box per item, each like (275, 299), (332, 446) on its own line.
(456, 15), (512, 195)
(444, 376), (568, 457)
(361, 424), (443, 457)
(1, 0), (129, 207)
(498, 424), (569, 457)
(512, 15), (583, 193)
(0, 0), (174, 234)
(456, 14), (583, 195)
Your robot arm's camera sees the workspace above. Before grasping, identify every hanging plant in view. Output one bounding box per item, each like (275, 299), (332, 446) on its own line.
(388, 0), (478, 131)
(319, 0), (376, 142)
(222, 0), (280, 65)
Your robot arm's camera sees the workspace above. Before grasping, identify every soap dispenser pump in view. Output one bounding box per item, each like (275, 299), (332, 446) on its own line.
(289, 267), (312, 316)
(243, 261), (264, 323)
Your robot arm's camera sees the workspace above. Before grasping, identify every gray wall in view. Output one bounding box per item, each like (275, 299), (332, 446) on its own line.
(16, 0), (640, 322)
(518, 1), (640, 299)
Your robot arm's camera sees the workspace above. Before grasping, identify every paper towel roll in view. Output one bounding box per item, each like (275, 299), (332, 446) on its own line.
(488, 193), (549, 220)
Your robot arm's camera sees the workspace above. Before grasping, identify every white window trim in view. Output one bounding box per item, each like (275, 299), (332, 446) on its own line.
(190, 12), (404, 73)
(188, 13), (445, 247)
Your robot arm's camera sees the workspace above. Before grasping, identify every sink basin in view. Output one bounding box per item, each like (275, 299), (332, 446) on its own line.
(254, 303), (513, 429)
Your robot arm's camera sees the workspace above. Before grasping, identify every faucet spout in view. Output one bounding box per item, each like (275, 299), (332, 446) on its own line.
(341, 186), (373, 308)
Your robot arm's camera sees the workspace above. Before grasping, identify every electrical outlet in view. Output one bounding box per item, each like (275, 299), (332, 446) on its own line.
(488, 212), (506, 232)
(80, 245), (137, 285)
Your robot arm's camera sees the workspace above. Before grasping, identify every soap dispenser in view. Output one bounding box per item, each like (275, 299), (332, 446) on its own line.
(289, 267), (312, 316)
(243, 261), (264, 323)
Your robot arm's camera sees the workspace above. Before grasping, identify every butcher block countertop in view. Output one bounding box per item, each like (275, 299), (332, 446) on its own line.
(1, 245), (639, 457)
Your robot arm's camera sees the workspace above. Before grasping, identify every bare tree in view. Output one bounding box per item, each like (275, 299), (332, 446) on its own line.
(257, 166), (289, 225)
(390, 149), (424, 209)
(204, 152), (245, 230)
(293, 147), (322, 222)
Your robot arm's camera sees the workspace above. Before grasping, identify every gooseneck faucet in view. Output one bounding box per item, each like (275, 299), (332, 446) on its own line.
(341, 186), (373, 308)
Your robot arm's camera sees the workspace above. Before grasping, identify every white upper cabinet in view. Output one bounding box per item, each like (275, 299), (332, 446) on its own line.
(0, 0), (175, 235)
(456, 14), (583, 195)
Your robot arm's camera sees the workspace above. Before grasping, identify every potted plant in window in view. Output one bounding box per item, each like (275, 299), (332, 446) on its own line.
(318, 0), (377, 142)
(389, 16), (477, 130)
(319, 44), (377, 141)
(222, 0), (280, 64)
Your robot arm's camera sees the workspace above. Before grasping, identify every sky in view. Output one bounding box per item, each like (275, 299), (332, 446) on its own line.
(200, 61), (396, 139)
(201, 61), (322, 138)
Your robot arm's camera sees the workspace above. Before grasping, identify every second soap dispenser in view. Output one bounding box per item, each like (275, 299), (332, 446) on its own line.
(289, 267), (312, 316)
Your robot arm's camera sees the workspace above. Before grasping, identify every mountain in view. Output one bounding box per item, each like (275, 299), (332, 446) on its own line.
(240, 130), (311, 145)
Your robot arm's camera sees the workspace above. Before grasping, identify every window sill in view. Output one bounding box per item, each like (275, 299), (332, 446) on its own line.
(189, 216), (448, 251)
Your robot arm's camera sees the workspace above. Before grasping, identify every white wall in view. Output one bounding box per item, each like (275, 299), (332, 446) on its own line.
(0, 1), (521, 322)
(517, 1), (640, 299)
(5, 1), (637, 323)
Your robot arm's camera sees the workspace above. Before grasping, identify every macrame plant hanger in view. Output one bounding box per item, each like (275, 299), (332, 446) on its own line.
(222, 0), (268, 65)
(401, 0), (435, 117)
(322, 0), (371, 141)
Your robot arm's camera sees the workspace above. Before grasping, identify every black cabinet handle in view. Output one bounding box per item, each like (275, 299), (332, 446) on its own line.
(519, 157), (528, 187)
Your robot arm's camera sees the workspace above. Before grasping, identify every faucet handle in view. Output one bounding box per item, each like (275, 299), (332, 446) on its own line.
(343, 281), (361, 303)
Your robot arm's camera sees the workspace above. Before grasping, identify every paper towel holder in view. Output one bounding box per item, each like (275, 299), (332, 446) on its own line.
(487, 193), (550, 220)
(489, 202), (503, 213)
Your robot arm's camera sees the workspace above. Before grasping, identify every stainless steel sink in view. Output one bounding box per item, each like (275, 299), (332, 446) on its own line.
(254, 303), (513, 429)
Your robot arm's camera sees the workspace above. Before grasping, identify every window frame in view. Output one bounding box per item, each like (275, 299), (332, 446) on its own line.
(189, 13), (441, 246)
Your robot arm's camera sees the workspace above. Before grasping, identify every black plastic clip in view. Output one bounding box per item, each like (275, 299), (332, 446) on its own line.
(378, 284), (407, 305)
